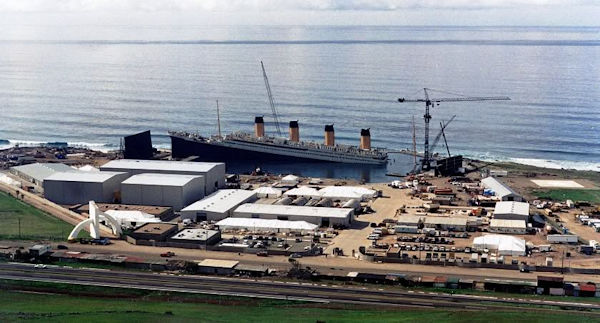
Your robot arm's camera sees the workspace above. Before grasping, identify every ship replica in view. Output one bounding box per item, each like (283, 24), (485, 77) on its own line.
(169, 117), (388, 165)
(170, 61), (387, 165)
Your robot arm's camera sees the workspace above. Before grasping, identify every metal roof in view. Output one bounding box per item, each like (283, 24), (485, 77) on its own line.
(101, 159), (223, 173)
(45, 171), (127, 183)
(494, 201), (529, 216)
(11, 163), (75, 183)
(216, 217), (318, 231)
(490, 219), (527, 229)
(234, 203), (352, 219)
(182, 189), (256, 213)
(197, 259), (239, 269)
(481, 177), (521, 198)
(121, 173), (202, 186)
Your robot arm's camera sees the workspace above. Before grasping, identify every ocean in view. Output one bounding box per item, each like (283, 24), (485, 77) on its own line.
(1, 25), (599, 179)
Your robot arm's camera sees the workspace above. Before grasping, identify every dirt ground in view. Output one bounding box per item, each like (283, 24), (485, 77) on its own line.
(324, 184), (423, 256)
(555, 210), (600, 243)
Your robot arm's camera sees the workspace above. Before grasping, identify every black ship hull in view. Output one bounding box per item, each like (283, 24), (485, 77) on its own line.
(171, 135), (339, 164)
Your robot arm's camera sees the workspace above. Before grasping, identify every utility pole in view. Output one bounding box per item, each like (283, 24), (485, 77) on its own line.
(561, 249), (565, 275)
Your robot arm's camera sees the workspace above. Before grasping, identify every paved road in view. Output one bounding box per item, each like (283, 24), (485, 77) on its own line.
(1, 262), (599, 314)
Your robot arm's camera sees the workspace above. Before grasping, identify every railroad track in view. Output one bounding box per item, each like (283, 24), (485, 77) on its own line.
(1, 263), (599, 314)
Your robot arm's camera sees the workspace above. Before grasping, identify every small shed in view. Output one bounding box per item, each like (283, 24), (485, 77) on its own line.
(196, 259), (239, 275)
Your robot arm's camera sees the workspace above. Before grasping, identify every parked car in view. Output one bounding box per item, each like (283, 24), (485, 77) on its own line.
(56, 245), (68, 250)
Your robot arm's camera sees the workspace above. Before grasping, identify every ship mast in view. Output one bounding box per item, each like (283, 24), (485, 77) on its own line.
(216, 100), (222, 138)
(412, 115), (417, 169)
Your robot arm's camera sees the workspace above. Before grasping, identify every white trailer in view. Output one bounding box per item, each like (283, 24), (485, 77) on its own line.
(547, 234), (578, 244)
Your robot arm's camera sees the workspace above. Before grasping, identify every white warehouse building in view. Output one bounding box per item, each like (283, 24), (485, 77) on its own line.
(233, 203), (353, 227)
(121, 173), (205, 211)
(180, 189), (258, 222)
(493, 201), (530, 221)
(100, 159), (225, 194)
(43, 171), (130, 205)
(481, 177), (523, 202)
(489, 219), (527, 234)
(10, 163), (75, 189)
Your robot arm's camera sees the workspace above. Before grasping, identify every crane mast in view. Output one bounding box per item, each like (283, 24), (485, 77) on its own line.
(261, 61), (282, 137)
(399, 88), (510, 171)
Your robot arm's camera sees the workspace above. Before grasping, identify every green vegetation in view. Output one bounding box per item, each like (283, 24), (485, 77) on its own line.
(0, 280), (597, 322)
(0, 191), (73, 240)
(491, 161), (600, 184)
(533, 189), (600, 203)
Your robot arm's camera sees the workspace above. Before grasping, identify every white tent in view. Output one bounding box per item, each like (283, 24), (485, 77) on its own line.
(281, 174), (299, 186)
(78, 165), (100, 172)
(284, 186), (320, 198)
(104, 210), (161, 229)
(317, 186), (376, 201)
(253, 186), (283, 198)
(472, 234), (526, 256)
(216, 217), (318, 232)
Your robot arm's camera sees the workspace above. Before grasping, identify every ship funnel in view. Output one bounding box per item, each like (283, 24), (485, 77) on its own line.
(360, 128), (371, 150)
(289, 121), (299, 142)
(254, 116), (265, 137)
(324, 124), (335, 147)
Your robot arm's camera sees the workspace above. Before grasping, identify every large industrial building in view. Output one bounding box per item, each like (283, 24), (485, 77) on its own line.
(489, 219), (527, 234)
(100, 159), (225, 194)
(180, 189), (257, 222)
(493, 201), (530, 221)
(233, 203), (353, 226)
(43, 171), (130, 205)
(423, 217), (467, 231)
(121, 173), (205, 211)
(481, 177), (523, 202)
(10, 163), (75, 190)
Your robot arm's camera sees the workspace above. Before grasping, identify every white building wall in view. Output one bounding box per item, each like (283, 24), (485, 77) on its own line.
(43, 172), (129, 205)
(101, 161), (223, 194)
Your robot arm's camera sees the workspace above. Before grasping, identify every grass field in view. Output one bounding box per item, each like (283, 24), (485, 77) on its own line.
(0, 280), (596, 323)
(0, 191), (73, 240)
(533, 189), (600, 203)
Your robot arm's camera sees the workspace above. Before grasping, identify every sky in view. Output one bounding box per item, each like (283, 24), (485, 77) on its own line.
(0, 0), (598, 26)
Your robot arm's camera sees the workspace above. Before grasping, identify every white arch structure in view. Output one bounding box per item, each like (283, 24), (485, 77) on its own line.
(68, 201), (122, 241)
